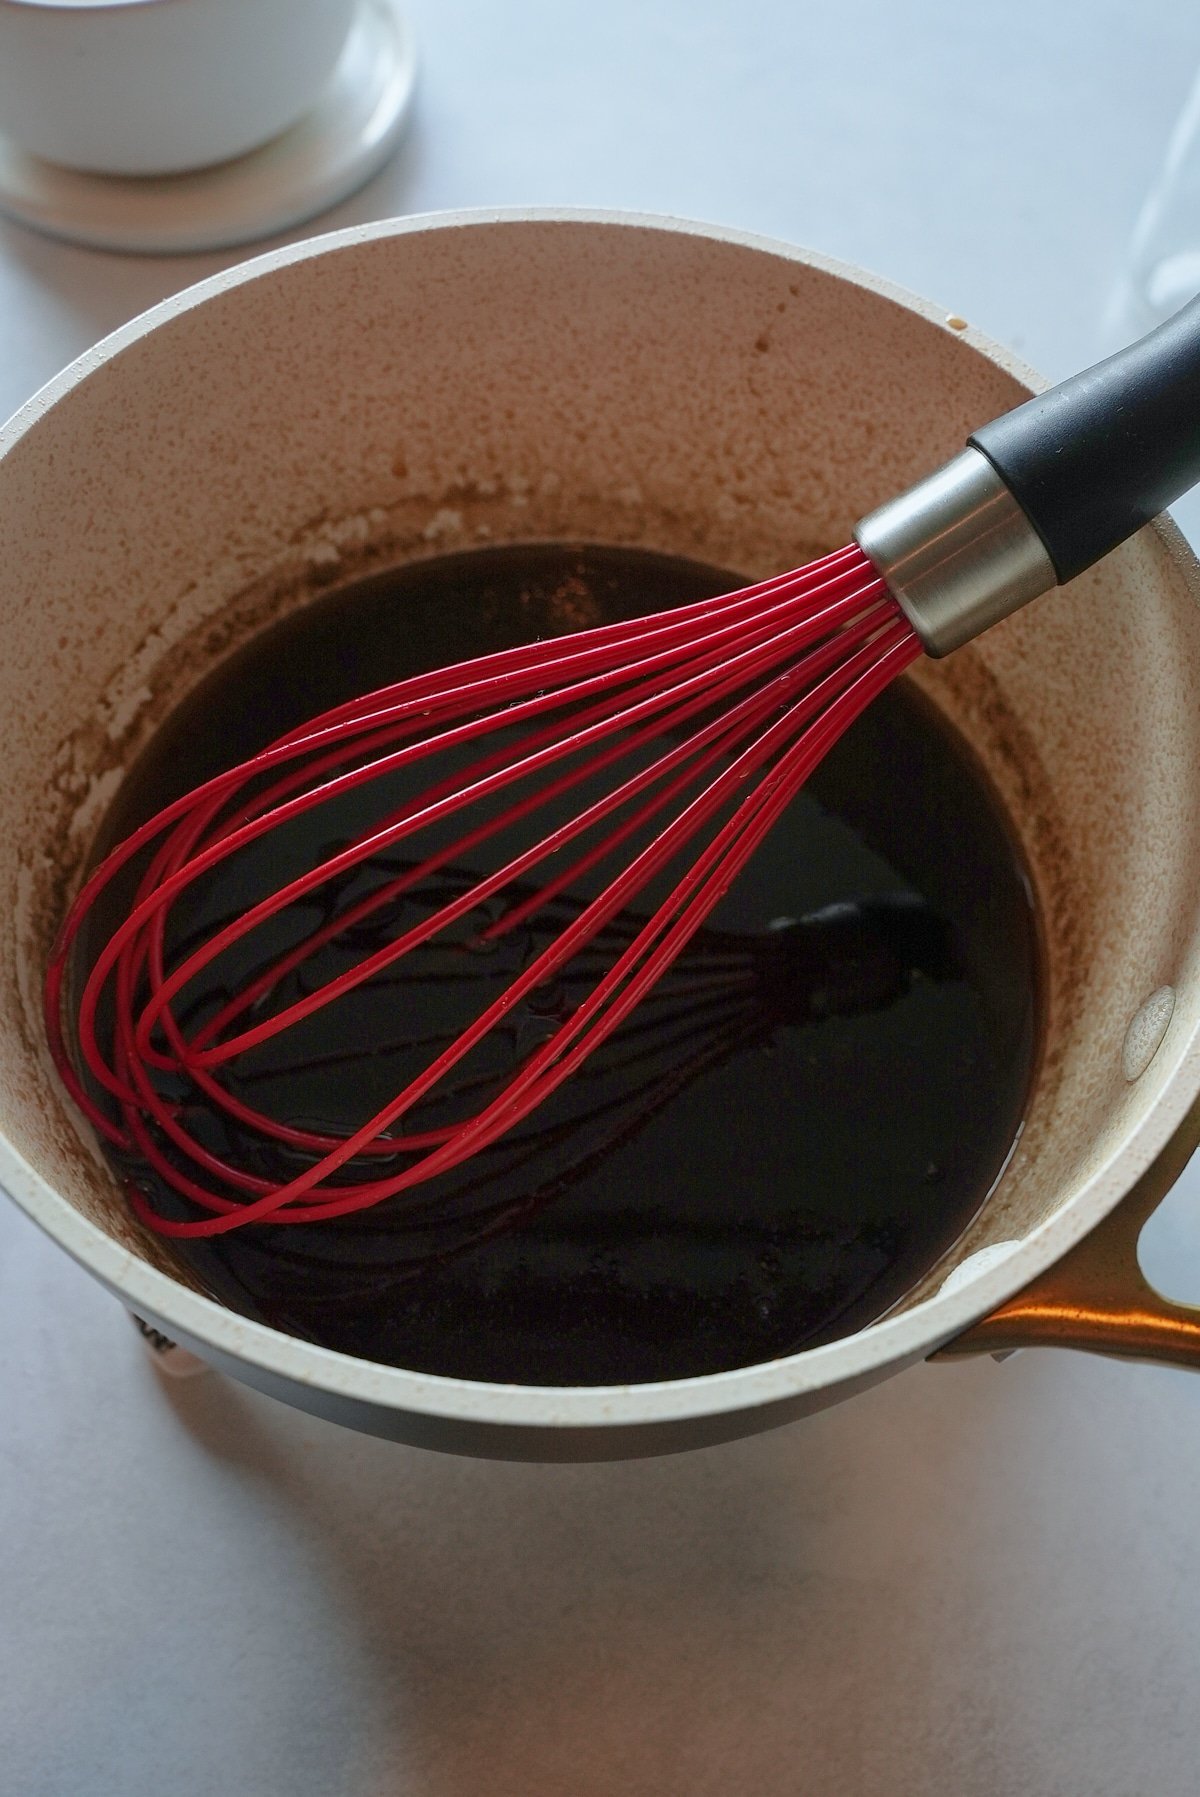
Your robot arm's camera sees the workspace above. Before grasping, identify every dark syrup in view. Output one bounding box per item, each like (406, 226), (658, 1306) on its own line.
(77, 544), (1038, 1385)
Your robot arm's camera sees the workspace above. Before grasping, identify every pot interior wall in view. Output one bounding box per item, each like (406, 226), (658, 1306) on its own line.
(3, 216), (1200, 1309)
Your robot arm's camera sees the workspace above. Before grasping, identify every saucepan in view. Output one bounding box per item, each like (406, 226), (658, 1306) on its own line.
(3, 210), (1200, 1460)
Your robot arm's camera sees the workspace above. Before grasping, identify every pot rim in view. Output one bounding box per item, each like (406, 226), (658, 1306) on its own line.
(6, 204), (1199, 1431)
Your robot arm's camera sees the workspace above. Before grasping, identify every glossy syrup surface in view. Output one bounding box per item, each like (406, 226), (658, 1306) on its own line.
(79, 544), (1039, 1384)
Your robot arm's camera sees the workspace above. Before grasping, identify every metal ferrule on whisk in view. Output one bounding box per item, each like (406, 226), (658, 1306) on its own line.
(854, 448), (1057, 658)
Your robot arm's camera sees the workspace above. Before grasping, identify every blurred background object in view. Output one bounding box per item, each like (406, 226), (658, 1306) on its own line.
(0, 0), (416, 252)
(1105, 57), (1200, 543)
(1110, 63), (1200, 339)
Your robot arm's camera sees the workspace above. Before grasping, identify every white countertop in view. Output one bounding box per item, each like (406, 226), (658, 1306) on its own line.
(5, 4), (1200, 1793)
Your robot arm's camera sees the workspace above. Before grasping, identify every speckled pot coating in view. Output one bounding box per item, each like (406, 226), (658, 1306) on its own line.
(3, 210), (1199, 1459)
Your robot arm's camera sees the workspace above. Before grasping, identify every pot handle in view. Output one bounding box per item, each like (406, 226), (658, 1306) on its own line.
(934, 1097), (1200, 1368)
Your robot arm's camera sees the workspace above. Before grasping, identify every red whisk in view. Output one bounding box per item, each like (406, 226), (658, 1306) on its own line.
(45, 293), (1200, 1235)
(48, 545), (915, 1234)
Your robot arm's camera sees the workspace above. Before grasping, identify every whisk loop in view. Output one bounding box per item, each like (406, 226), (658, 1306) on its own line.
(46, 543), (919, 1235)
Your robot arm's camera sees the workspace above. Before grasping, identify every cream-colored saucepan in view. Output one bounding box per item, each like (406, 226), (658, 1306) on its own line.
(3, 211), (1199, 1460)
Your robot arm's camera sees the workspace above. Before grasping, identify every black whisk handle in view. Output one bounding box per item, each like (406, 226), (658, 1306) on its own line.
(969, 292), (1200, 583)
